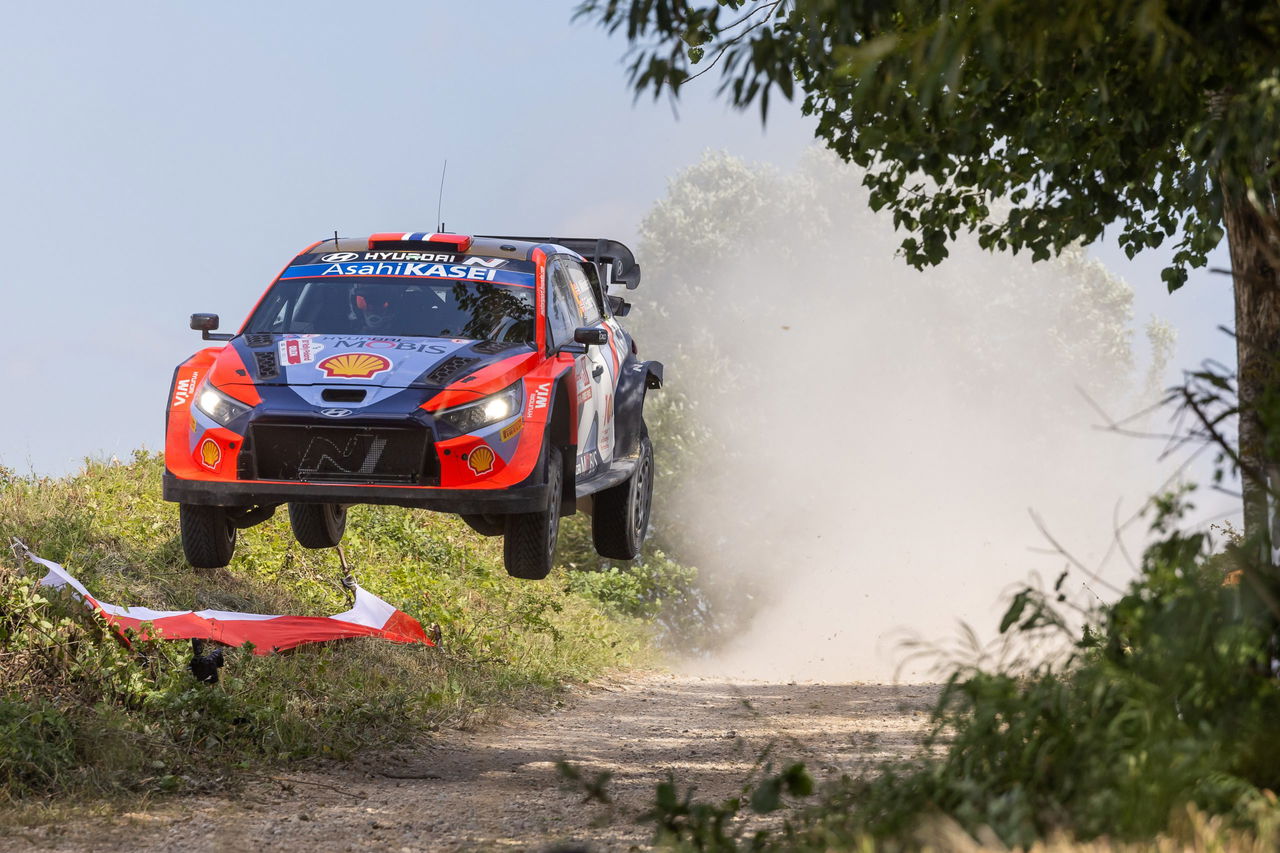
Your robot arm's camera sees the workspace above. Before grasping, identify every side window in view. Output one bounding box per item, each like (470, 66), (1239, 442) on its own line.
(566, 262), (603, 324)
(547, 258), (584, 348)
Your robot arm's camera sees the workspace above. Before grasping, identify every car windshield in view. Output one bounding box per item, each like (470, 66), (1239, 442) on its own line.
(243, 278), (536, 343)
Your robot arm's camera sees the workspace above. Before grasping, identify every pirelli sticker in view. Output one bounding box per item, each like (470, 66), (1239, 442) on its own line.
(499, 418), (524, 442)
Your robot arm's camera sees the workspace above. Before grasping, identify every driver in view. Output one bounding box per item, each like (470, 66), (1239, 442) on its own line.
(350, 282), (399, 332)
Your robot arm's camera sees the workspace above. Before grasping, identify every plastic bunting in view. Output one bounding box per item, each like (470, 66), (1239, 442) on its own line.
(10, 540), (432, 654)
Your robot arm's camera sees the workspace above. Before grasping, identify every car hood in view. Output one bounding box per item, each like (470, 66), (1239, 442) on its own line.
(215, 334), (537, 393)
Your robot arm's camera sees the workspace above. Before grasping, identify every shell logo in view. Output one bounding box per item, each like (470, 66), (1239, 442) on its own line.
(467, 444), (496, 475)
(199, 438), (221, 470)
(316, 352), (392, 379)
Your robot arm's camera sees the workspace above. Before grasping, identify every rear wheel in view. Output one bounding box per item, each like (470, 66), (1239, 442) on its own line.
(503, 448), (563, 580)
(288, 502), (348, 549)
(592, 429), (653, 561)
(180, 504), (237, 568)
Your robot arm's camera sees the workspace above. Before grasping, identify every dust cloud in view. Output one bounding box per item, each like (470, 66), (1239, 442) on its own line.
(635, 151), (1176, 682)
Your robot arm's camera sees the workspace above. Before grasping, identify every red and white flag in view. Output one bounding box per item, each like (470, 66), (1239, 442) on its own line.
(21, 549), (432, 654)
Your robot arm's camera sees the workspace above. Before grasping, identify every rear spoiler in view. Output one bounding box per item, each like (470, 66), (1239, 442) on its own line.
(479, 236), (641, 290)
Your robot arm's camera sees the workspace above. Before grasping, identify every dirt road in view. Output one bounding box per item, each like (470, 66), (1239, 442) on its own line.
(8, 673), (937, 852)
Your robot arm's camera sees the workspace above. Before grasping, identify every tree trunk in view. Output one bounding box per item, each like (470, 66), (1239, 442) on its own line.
(1221, 179), (1280, 563)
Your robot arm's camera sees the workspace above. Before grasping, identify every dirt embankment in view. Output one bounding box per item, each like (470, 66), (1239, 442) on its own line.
(6, 674), (937, 852)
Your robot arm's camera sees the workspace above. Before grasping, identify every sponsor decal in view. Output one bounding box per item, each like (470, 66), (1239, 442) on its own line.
(279, 338), (324, 365)
(332, 338), (449, 354)
(499, 418), (523, 442)
(318, 251), (506, 265)
(363, 251), (456, 262)
(525, 381), (552, 417)
(320, 408), (353, 418)
(281, 262), (533, 287)
(575, 451), (600, 477)
(575, 360), (592, 405)
(199, 438), (221, 470)
(467, 444), (496, 475)
(188, 414), (197, 433)
(599, 392), (614, 457)
(171, 370), (200, 408)
(317, 352), (392, 379)
(320, 261), (498, 281)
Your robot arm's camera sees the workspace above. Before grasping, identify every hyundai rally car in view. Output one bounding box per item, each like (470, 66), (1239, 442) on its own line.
(165, 232), (662, 580)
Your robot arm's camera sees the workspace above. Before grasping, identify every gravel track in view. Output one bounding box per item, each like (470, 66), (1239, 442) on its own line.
(6, 673), (937, 852)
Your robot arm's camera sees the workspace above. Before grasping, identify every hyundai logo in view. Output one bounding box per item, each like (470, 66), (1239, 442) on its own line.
(320, 408), (353, 418)
(320, 252), (360, 262)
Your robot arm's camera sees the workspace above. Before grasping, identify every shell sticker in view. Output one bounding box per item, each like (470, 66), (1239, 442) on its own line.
(467, 444), (496, 475)
(199, 438), (221, 470)
(317, 352), (392, 379)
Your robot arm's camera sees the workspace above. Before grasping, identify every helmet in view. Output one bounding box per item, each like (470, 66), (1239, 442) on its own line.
(351, 283), (398, 331)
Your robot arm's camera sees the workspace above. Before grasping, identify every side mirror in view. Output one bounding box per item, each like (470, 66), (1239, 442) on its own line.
(574, 327), (608, 346)
(607, 295), (631, 317)
(190, 313), (233, 341)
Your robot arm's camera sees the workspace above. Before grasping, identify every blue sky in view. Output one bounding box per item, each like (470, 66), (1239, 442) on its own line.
(0, 0), (1236, 475)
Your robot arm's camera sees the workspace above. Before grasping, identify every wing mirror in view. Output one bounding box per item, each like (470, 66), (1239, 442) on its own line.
(574, 327), (609, 346)
(191, 313), (233, 341)
(607, 295), (632, 317)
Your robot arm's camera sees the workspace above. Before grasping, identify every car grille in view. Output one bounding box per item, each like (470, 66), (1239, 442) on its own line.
(245, 423), (437, 485)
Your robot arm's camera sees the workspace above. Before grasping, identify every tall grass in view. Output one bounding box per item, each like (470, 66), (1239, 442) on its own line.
(0, 452), (653, 802)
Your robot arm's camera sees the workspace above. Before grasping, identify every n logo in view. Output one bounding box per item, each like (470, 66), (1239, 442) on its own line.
(298, 434), (387, 477)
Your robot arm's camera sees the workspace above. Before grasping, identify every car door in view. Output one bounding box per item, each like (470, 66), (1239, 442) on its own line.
(565, 261), (618, 466)
(547, 257), (607, 478)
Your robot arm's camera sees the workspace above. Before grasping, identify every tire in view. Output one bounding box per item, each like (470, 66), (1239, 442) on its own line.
(288, 502), (348, 549)
(460, 513), (506, 537)
(592, 430), (654, 561)
(503, 448), (563, 580)
(180, 503), (237, 568)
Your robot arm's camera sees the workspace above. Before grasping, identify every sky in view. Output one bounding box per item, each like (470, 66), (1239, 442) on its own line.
(0, 0), (1238, 479)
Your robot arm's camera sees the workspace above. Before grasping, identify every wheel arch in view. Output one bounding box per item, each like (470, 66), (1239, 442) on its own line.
(613, 357), (663, 459)
(547, 373), (577, 516)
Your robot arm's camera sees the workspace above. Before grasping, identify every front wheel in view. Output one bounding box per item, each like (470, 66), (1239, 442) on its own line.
(503, 448), (563, 580)
(288, 502), (348, 549)
(180, 504), (237, 568)
(592, 431), (653, 560)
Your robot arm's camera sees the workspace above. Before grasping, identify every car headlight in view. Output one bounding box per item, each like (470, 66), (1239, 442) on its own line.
(435, 383), (522, 435)
(194, 381), (253, 427)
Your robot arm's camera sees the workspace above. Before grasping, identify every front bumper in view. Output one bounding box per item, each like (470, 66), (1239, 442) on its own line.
(163, 471), (551, 515)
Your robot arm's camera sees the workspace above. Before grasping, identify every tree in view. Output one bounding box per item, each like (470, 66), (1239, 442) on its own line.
(577, 0), (1280, 547)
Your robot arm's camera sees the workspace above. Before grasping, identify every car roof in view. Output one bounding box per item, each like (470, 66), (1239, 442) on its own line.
(298, 233), (585, 264)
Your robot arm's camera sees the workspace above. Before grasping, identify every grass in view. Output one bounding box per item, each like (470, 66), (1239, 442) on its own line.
(0, 451), (654, 806)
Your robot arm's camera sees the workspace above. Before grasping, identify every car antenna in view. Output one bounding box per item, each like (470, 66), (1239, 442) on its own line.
(436, 159), (448, 233)
(332, 229), (339, 248)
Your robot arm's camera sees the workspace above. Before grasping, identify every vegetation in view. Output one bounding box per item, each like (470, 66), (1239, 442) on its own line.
(0, 451), (653, 802)
(579, 0), (1280, 541)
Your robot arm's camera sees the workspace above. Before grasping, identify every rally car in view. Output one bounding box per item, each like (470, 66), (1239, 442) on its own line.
(164, 232), (662, 580)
